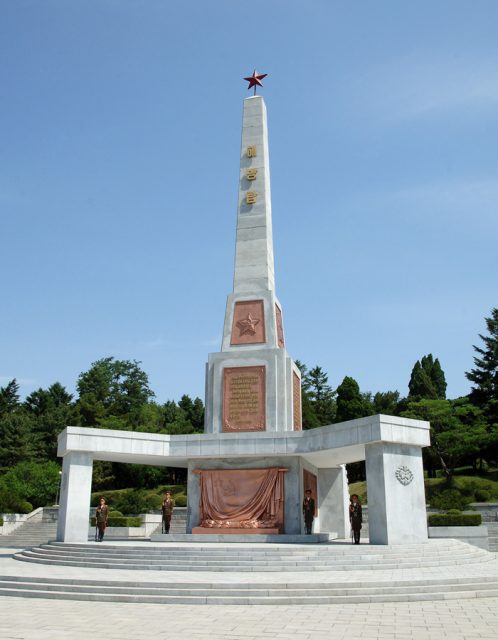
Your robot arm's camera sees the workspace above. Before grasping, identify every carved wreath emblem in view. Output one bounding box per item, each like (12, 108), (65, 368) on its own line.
(395, 465), (414, 486)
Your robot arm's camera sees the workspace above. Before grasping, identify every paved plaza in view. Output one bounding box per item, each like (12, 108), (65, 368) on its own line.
(1, 542), (498, 639)
(1, 593), (498, 639)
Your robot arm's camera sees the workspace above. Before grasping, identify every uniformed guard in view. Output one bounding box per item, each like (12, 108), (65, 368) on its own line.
(349, 493), (362, 544)
(161, 490), (175, 534)
(302, 489), (315, 535)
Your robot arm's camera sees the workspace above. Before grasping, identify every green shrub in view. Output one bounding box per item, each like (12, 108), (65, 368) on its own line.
(111, 489), (161, 514)
(90, 516), (142, 527)
(108, 510), (123, 518)
(474, 489), (491, 502)
(446, 509), (462, 515)
(0, 461), (60, 508)
(429, 489), (471, 511)
(428, 513), (482, 527)
(174, 494), (187, 507)
(0, 517), (3, 526)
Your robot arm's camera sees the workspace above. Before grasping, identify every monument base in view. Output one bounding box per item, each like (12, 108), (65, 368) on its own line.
(192, 527), (280, 535)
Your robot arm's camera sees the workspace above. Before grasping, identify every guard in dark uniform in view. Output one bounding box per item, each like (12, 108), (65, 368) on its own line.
(161, 491), (175, 534)
(349, 493), (362, 544)
(302, 489), (315, 535)
(95, 496), (109, 542)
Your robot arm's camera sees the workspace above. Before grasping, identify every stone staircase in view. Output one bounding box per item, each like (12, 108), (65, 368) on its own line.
(14, 539), (492, 572)
(0, 510), (58, 548)
(0, 573), (498, 605)
(2, 540), (497, 604)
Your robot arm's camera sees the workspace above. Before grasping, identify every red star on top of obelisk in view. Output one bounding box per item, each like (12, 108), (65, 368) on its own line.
(243, 70), (268, 95)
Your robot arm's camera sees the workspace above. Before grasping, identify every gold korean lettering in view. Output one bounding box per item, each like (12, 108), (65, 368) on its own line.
(246, 191), (257, 205)
(246, 145), (257, 157)
(245, 168), (258, 181)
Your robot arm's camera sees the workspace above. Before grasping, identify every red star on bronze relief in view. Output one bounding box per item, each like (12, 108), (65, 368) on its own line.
(243, 70), (268, 95)
(237, 313), (260, 336)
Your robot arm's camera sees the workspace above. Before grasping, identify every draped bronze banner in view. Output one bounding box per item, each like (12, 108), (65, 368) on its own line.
(196, 467), (286, 532)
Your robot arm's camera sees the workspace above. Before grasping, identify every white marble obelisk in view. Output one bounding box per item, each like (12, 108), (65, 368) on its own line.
(204, 96), (302, 434)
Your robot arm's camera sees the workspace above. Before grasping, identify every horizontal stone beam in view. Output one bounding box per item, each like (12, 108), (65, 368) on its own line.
(57, 414), (429, 469)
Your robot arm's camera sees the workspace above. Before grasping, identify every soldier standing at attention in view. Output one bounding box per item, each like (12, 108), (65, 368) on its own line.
(302, 489), (315, 535)
(95, 496), (109, 542)
(161, 490), (175, 534)
(349, 493), (362, 544)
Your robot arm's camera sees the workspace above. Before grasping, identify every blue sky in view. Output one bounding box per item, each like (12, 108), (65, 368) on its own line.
(1, 0), (497, 404)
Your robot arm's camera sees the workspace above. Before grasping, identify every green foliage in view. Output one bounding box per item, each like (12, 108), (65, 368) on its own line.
(0, 516), (3, 525)
(108, 510), (124, 517)
(0, 461), (61, 509)
(295, 362), (335, 429)
(475, 489), (491, 502)
(108, 488), (162, 514)
(0, 379), (21, 413)
(174, 494), (187, 507)
(24, 383), (76, 461)
(76, 357), (155, 426)
(466, 308), (498, 458)
(373, 391), (401, 415)
(90, 516), (142, 527)
(408, 354), (447, 400)
(335, 376), (373, 422)
(402, 398), (491, 480)
(428, 513), (481, 526)
(428, 488), (471, 511)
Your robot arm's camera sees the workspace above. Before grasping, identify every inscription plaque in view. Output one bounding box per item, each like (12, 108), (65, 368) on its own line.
(230, 300), (266, 345)
(223, 366), (266, 432)
(275, 304), (285, 348)
(293, 371), (302, 431)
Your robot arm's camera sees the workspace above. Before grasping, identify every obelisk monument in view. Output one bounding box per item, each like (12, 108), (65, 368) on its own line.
(204, 84), (302, 434)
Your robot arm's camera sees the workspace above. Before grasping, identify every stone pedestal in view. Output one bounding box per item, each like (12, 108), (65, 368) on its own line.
(56, 452), (93, 543)
(365, 442), (428, 544)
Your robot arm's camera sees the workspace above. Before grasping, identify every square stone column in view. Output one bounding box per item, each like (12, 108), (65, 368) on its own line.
(365, 442), (428, 544)
(317, 466), (349, 538)
(56, 452), (93, 543)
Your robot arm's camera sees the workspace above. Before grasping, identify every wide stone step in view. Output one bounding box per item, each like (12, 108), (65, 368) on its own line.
(1, 574), (498, 604)
(14, 542), (492, 572)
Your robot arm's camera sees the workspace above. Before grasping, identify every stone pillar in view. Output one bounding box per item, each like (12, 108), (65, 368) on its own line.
(56, 452), (93, 543)
(365, 442), (428, 545)
(317, 466), (349, 538)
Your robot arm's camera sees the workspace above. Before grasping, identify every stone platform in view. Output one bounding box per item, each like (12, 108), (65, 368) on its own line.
(152, 533), (331, 543)
(2, 539), (497, 605)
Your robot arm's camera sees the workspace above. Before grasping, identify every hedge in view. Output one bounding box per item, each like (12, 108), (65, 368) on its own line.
(428, 513), (482, 527)
(0, 517), (3, 526)
(90, 516), (142, 527)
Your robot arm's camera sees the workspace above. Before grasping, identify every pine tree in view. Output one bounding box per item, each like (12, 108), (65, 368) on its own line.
(335, 376), (372, 422)
(466, 307), (498, 428)
(408, 355), (446, 400)
(304, 366), (336, 426)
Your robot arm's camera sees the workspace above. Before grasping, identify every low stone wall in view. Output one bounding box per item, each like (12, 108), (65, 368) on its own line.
(428, 525), (489, 550)
(0, 508), (44, 535)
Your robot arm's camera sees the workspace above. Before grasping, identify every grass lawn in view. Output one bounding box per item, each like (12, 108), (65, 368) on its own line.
(348, 469), (498, 505)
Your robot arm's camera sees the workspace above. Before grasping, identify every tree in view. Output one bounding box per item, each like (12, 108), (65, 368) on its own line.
(401, 398), (493, 481)
(335, 376), (372, 423)
(178, 395), (205, 432)
(0, 460), (61, 508)
(25, 383), (76, 460)
(295, 361), (320, 429)
(408, 354), (447, 400)
(0, 379), (38, 470)
(303, 366), (336, 425)
(0, 379), (20, 414)
(466, 307), (498, 430)
(373, 391), (400, 415)
(76, 357), (155, 427)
